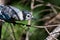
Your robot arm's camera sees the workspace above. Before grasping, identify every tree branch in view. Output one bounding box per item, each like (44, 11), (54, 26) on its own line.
(45, 25), (60, 40)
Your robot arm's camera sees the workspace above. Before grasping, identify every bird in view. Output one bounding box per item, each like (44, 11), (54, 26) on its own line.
(0, 5), (32, 25)
(0, 5), (33, 39)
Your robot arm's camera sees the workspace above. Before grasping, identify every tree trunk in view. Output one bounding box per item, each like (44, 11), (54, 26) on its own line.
(45, 25), (60, 40)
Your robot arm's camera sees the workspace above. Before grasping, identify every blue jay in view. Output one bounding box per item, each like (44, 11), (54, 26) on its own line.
(0, 5), (32, 24)
(0, 5), (33, 39)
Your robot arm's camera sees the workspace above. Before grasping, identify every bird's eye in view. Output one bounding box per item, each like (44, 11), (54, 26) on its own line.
(26, 14), (32, 20)
(27, 15), (30, 17)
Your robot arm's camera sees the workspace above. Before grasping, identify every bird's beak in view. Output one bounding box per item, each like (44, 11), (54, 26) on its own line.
(31, 16), (37, 20)
(31, 16), (34, 19)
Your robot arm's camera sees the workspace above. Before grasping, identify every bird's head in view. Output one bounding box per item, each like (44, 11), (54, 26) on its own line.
(17, 10), (33, 20)
(22, 10), (33, 20)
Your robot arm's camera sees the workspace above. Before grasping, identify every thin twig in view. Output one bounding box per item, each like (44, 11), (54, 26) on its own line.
(36, 0), (44, 3)
(50, 5), (58, 14)
(46, 3), (58, 14)
(34, 4), (43, 9)
(33, 24), (60, 28)
(39, 9), (52, 13)
(53, 5), (60, 9)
